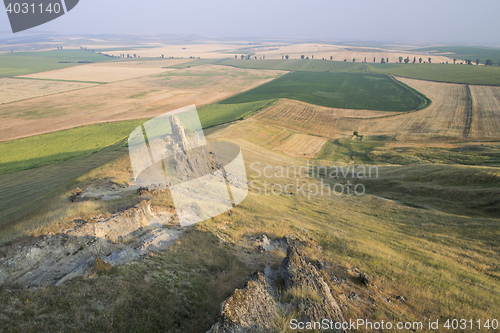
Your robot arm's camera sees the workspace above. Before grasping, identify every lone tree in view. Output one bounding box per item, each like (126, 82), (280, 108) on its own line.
(419, 57), (422, 63)
(398, 56), (403, 63)
(344, 59), (347, 62)
(241, 55), (244, 59)
(413, 57), (416, 63)
(353, 58), (355, 62)
(476, 59), (480, 65)
(373, 57), (376, 63)
(381, 57), (385, 64)
(453, 58), (456, 64)
(285, 55), (289, 60)
(428, 57), (432, 63)
(404, 57), (410, 63)
(485, 59), (493, 65)
(364, 57), (367, 62)
(301, 55), (305, 60)
(387, 58), (389, 63)
(311, 55), (314, 59)
(235, 55), (237, 59)
(330, 56), (333, 60)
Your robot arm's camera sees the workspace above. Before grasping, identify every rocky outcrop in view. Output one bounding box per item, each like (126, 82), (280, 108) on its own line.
(208, 273), (277, 333)
(208, 243), (346, 332)
(0, 201), (181, 289)
(280, 245), (345, 325)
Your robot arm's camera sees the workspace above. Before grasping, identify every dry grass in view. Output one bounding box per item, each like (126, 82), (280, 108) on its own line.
(274, 133), (328, 158)
(470, 85), (500, 139)
(0, 78), (97, 104)
(1, 117), (499, 331)
(0, 64), (284, 142)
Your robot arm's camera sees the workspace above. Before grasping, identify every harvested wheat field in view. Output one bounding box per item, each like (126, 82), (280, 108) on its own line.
(19, 64), (172, 83)
(255, 78), (471, 139)
(254, 99), (400, 139)
(470, 85), (500, 139)
(274, 133), (328, 158)
(0, 78), (97, 104)
(0, 65), (284, 142)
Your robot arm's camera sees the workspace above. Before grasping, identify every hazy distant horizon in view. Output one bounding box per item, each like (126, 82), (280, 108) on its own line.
(1, 0), (500, 46)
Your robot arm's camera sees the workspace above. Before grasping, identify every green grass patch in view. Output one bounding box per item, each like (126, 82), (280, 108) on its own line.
(316, 138), (386, 164)
(0, 49), (113, 78)
(409, 46), (500, 65)
(220, 71), (430, 111)
(0, 120), (145, 175)
(198, 99), (278, 128)
(216, 59), (365, 72)
(369, 63), (500, 86)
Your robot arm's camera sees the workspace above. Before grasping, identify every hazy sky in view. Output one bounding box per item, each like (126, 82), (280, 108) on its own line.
(1, 0), (499, 45)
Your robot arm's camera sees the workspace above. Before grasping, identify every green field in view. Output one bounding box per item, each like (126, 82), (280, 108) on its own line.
(0, 49), (114, 78)
(369, 63), (500, 86)
(216, 59), (365, 72)
(0, 120), (145, 175)
(220, 71), (430, 111)
(410, 46), (500, 65)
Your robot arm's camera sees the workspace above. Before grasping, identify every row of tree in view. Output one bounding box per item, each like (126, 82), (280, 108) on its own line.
(234, 54), (499, 65)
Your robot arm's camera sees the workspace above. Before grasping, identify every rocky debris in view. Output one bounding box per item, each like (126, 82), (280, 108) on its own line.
(358, 272), (371, 286)
(208, 272), (277, 333)
(208, 244), (345, 333)
(280, 245), (345, 325)
(396, 295), (406, 303)
(255, 234), (274, 252)
(68, 188), (83, 202)
(0, 201), (181, 289)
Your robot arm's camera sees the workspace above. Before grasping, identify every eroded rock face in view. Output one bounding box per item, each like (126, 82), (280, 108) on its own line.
(208, 273), (277, 333)
(0, 201), (181, 289)
(208, 243), (346, 333)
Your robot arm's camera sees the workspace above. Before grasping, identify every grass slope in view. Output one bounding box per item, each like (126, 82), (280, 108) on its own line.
(410, 46), (500, 65)
(220, 71), (430, 111)
(0, 49), (113, 78)
(369, 63), (500, 86)
(216, 59), (365, 72)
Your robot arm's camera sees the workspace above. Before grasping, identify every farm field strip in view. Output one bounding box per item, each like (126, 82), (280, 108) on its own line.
(369, 63), (500, 86)
(470, 85), (500, 139)
(0, 78), (98, 104)
(18, 64), (172, 83)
